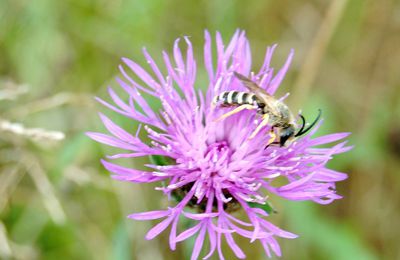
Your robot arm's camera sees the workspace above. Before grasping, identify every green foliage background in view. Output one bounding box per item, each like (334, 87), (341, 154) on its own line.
(1, 0), (399, 259)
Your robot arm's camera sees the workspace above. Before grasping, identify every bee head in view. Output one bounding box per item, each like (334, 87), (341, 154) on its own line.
(279, 125), (296, 146)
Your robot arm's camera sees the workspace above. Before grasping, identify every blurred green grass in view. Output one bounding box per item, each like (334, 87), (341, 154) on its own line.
(1, 0), (400, 259)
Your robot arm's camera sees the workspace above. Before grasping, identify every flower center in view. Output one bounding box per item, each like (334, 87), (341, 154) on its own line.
(202, 141), (232, 174)
(171, 141), (243, 213)
(206, 141), (230, 161)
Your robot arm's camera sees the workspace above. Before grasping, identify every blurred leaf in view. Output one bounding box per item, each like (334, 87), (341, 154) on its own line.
(49, 133), (93, 180)
(37, 222), (84, 259)
(286, 202), (378, 260)
(247, 201), (276, 215)
(11, 202), (49, 244)
(149, 155), (169, 166)
(1, 204), (24, 228)
(111, 221), (132, 260)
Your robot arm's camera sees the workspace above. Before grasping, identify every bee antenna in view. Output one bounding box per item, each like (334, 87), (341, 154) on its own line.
(295, 109), (322, 137)
(294, 114), (306, 137)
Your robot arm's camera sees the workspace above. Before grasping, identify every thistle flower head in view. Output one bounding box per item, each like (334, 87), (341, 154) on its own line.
(87, 30), (351, 259)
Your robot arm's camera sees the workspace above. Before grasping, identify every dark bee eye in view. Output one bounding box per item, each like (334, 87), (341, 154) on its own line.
(257, 102), (265, 108)
(280, 127), (295, 146)
(280, 134), (290, 146)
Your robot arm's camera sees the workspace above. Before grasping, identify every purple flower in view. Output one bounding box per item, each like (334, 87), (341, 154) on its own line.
(87, 30), (351, 259)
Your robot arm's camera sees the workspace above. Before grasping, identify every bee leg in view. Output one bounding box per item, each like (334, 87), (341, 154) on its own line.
(264, 141), (279, 149)
(267, 131), (277, 144)
(248, 114), (269, 140)
(214, 104), (256, 122)
(264, 131), (278, 149)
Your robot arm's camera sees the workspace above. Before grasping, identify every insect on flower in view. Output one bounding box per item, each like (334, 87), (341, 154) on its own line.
(213, 71), (322, 147)
(87, 30), (352, 260)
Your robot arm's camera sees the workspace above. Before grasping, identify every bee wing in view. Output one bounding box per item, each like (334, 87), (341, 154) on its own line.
(233, 72), (280, 115)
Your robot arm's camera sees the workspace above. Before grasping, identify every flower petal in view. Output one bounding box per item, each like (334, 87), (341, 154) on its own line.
(128, 210), (170, 220)
(191, 223), (207, 260)
(145, 216), (174, 240)
(175, 223), (202, 242)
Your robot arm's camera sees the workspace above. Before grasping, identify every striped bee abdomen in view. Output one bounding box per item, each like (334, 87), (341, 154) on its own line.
(213, 91), (257, 106)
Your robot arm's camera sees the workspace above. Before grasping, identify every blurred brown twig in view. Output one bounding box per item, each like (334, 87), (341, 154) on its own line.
(292, 0), (349, 110)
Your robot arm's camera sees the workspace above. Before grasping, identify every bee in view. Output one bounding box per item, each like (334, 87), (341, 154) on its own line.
(213, 72), (321, 146)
